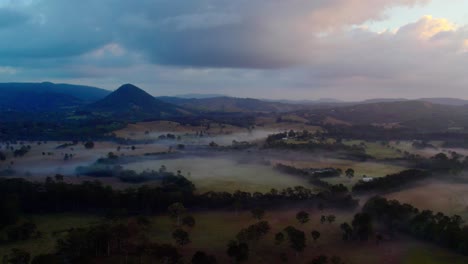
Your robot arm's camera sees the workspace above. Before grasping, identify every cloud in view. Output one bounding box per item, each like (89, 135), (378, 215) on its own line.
(0, 8), (28, 28)
(0, 0), (467, 100)
(0, 66), (17, 75)
(0, 0), (428, 68)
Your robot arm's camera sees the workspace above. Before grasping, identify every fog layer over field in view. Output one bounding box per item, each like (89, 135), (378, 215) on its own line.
(123, 154), (313, 193)
(144, 129), (280, 146)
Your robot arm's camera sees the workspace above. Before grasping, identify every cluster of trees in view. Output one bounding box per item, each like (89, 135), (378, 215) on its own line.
(416, 152), (468, 174)
(324, 124), (468, 142)
(56, 218), (182, 264)
(75, 156), (189, 183)
(0, 116), (126, 141)
(274, 164), (355, 208)
(13, 145), (31, 157)
(339, 213), (374, 242)
(363, 196), (468, 255)
(167, 112), (256, 129)
(352, 169), (430, 193)
(0, 177), (358, 231)
(265, 131), (370, 161)
(236, 221), (271, 243)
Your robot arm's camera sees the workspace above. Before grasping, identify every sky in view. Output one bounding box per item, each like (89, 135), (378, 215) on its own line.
(0, 0), (467, 100)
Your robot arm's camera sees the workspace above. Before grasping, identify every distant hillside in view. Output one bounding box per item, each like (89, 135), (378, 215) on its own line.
(313, 100), (468, 131)
(158, 96), (305, 113)
(88, 84), (188, 119)
(418, 98), (468, 106)
(360, 98), (408, 104)
(175, 93), (227, 99)
(0, 82), (110, 101)
(0, 82), (110, 112)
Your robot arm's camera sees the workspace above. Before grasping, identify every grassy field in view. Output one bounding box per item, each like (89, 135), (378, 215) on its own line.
(403, 246), (468, 264)
(2, 210), (467, 264)
(385, 180), (468, 219)
(271, 157), (407, 188)
(124, 157), (315, 193)
(343, 140), (403, 159)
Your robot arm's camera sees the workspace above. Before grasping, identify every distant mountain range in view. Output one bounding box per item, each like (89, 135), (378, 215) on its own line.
(311, 100), (468, 131)
(1, 82), (468, 128)
(0, 82), (110, 112)
(157, 96), (304, 113)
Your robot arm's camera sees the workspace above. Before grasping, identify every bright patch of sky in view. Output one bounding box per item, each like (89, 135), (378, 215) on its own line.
(367, 0), (468, 32)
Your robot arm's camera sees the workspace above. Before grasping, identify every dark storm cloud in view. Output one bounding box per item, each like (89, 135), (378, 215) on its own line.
(2, 0), (468, 100)
(0, 0), (427, 68)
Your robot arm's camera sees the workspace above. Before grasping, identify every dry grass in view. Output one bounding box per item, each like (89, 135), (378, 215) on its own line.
(385, 180), (468, 219)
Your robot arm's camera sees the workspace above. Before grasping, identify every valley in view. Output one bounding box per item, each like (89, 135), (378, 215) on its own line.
(1, 83), (468, 264)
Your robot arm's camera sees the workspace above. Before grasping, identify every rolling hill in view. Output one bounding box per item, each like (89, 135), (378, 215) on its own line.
(87, 84), (189, 119)
(0, 82), (110, 112)
(157, 96), (305, 113)
(311, 100), (468, 131)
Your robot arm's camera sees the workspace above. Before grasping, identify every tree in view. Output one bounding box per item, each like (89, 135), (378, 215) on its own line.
(320, 215), (327, 224)
(31, 254), (61, 264)
(309, 255), (328, 264)
(227, 240), (249, 263)
(331, 256), (344, 264)
(296, 211), (310, 224)
(284, 226), (306, 257)
(275, 232), (285, 245)
(340, 223), (353, 241)
(149, 243), (181, 263)
(182, 215), (196, 228)
(311, 230), (321, 243)
(3, 248), (30, 264)
(352, 213), (373, 241)
(327, 215), (336, 224)
(376, 233), (383, 245)
(168, 203), (186, 226)
(237, 221), (271, 243)
(345, 168), (355, 178)
(172, 229), (190, 246)
(251, 208), (265, 220)
(0, 194), (21, 229)
(192, 251), (217, 264)
(84, 141), (94, 149)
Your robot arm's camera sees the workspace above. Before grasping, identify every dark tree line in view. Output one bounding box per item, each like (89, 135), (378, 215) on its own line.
(362, 196), (468, 255)
(0, 177), (358, 231)
(274, 164), (356, 208)
(352, 169), (430, 193)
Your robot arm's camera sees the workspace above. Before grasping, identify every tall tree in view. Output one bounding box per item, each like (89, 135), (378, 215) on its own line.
(311, 230), (321, 243)
(227, 240), (249, 263)
(192, 251), (217, 264)
(296, 211), (310, 224)
(345, 168), (355, 179)
(172, 229), (190, 246)
(251, 208), (265, 220)
(168, 203), (186, 226)
(284, 226), (306, 257)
